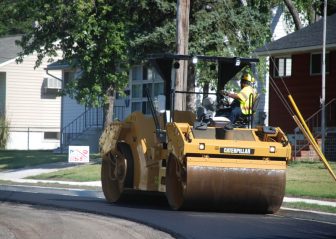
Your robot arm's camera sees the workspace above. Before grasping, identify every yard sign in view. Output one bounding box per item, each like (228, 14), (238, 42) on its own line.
(68, 146), (90, 163)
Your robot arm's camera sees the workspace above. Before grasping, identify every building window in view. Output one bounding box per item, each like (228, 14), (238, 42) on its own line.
(311, 53), (329, 75)
(154, 82), (164, 96)
(132, 66), (142, 81)
(142, 83), (152, 97)
(142, 102), (151, 114)
(131, 84), (142, 98)
(131, 102), (142, 112)
(274, 57), (292, 77)
(130, 65), (164, 114)
(44, 132), (60, 140)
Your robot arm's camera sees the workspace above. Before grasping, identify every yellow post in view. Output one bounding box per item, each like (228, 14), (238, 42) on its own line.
(288, 95), (317, 145)
(289, 95), (336, 181)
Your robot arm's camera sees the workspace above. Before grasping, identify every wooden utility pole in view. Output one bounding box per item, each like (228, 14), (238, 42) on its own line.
(175, 0), (190, 110)
(321, 0), (327, 153)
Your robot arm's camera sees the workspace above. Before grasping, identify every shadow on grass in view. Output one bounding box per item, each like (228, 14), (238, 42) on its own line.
(0, 150), (68, 170)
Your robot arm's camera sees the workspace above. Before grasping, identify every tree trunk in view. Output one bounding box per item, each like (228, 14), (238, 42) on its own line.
(283, 0), (303, 30)
(104, 88), (115, 128)
(307, 5), (316, 24)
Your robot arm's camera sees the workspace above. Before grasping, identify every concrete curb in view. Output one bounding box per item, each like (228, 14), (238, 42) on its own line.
(279, 207), (336, 224)
(283, 197), (336, 207)
(0, 178), (101, 187)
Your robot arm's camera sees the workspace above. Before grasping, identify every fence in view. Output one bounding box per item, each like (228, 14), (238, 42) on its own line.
(1, 106), (126, 151)
(1, 126), (60, 150)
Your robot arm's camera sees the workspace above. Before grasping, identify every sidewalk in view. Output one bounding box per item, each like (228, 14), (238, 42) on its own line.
(0, 162), (101, 187)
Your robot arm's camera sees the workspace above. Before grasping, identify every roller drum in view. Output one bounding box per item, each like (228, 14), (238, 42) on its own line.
(166, 158), (286, 213)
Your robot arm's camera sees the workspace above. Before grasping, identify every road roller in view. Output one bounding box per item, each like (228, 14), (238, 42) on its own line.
(99, 54), (292, 213)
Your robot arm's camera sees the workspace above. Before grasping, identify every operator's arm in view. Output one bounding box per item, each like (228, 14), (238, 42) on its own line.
(226, 92), (241, 100)
(220, 90), (242, 101)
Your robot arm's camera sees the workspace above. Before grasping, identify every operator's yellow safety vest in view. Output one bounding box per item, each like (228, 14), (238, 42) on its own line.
(237, 85), (256, 115)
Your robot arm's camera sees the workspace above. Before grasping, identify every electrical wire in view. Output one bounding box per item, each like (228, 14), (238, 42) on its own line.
(269, 74), (295, 116)
(240, 3), (296, 117)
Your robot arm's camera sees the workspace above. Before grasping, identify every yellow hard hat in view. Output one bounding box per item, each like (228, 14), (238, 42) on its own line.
(241, 73), (252, 82)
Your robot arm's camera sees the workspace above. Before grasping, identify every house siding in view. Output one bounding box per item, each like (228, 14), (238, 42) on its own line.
(62, 95), (86, 131)
(0, 72), (5, 115)
(1, 53), (62, 149)
(269, 50), (336, 133)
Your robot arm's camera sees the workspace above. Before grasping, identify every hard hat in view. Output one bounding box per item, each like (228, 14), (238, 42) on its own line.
(241, 73), (252, 82)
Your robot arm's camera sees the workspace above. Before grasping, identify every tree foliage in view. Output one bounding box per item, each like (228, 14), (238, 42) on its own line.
(122, 0), (274, 89)
(0, 0), (34, 36)
(3, 0), (326, 118)
(10, 0), (130, 124)
(188, 0), (273, 89)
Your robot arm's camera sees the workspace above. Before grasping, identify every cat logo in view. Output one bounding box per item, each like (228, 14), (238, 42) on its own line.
(220, 147), (255, 155)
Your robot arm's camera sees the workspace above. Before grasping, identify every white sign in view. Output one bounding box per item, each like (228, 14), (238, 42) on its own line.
(68, 146), (90, 163)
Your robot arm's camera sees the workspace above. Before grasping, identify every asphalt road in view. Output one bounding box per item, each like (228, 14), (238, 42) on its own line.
(0, 202), (173, 239)
(1, 188), (335, 239)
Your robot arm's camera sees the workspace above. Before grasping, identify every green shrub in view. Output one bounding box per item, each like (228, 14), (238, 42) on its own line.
(0, 115), (9, 149)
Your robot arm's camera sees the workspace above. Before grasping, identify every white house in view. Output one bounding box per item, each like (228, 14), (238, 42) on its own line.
(45, 61), (127, 153)
(0, 35), (124, 152)
(0, 35), (62, 150)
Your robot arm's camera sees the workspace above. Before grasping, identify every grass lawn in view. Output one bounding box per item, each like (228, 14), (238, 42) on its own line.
(28, 163), (101, 182)
(286, 160), (336, 199)
(0, 150), (67, 170)
(0, 150), (101, 171)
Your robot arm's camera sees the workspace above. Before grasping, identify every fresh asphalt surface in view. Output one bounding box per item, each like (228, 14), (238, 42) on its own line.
(1, 186), (335, 239)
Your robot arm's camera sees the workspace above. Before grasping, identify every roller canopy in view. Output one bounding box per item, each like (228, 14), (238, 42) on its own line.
(148, 53), (259, 109)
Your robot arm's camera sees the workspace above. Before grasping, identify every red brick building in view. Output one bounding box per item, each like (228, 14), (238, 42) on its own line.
(256, 14), (336, 134)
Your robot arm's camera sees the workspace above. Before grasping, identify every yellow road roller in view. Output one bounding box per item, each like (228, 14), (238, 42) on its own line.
(99, 54), (292, 213)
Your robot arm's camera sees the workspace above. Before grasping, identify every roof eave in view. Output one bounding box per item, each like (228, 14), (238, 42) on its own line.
(255, 43), (336, 56)
(0, 58), (17, 68)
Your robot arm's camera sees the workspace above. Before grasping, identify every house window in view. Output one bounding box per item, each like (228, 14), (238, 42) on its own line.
(44, 132), (60, 140)
(154, 83), (164, 97)
(274, 57), (292, 77)
(311, 53), (329, 75)
(142, 83), (152, 97)
(143, 66), (148, 80)
(132, 66), (142, 81)
(142, 102), (151, 114)
(131, 102), (142, 112)
(131, 84), (142, 98)
(130, 65), (164, 114)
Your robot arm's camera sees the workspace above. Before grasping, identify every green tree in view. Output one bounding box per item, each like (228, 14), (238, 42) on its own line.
(124, 0), (273, 89)
(124, 1), (177, 63)
(188, 0), (272, 88)
(14, 0), (129, 125)
(281, 0), (336, 31)
(0, 0), (34, 36)
(8, 0), (275, 121)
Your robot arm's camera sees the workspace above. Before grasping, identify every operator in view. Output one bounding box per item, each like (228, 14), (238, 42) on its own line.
(216, 73), (256, 125)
